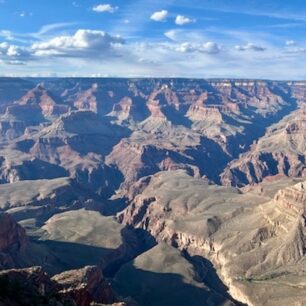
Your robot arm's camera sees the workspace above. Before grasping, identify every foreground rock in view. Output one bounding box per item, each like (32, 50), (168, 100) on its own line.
(0, 214), (135, 305)
(0, 265), (130, 306)
(52, 266), (116, 306)
(0, 266), (57, 306)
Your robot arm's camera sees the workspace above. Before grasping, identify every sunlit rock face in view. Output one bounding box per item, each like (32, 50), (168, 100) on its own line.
(17, 84), (70, 116)
(221, 107), (306, 187)
(118, 171), (306, 306)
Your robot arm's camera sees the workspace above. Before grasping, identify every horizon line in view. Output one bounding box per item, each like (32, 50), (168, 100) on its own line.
(1, 76), (306, 83)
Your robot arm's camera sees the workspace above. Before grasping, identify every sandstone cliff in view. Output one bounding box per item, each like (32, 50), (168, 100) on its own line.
(118, 171), (306, 306)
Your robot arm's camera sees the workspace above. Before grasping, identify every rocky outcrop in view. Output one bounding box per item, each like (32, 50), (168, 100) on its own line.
(110, 97), (133, 121)
(0, 120), (26, 140)
(0, 266), (58, 306)
(0, 78), (34, 106)
(0, 103), (45, 141)
(72, 83), (99, 113)
(0, 214), (27, 253)
(187, 104), (223, 123)
(0, 265), (128, 306)
(17, 84), (70, 116)
(52, 266), (115, 306)
(0, 157), (68, 184)
(106, 135), (204, 190)
(274, 181), (306, 214)
(29, 110), (128, 160)
(221, 107), (306, 187)
(0, 214), (27, 270)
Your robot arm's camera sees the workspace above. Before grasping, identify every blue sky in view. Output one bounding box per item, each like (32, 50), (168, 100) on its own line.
(1, 0), (306, 79)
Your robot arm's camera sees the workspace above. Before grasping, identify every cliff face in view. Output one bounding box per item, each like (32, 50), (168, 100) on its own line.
(118, 171), (306, 306)
(0, 213), (27, 253)
(274, 181), (306, 214)
(221, 107), (306, 187)
(17, 84), (70, 116)
(0, 213), (27, 269)
(52, 266), (116, 306)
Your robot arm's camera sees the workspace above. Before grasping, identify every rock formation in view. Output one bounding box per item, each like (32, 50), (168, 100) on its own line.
(118, 171), (306, 306)
(221, 106), (306, 186)
(0, 78), (305, 306)
(0, 265), (128, 306)
(0, 213), (27, 269)
(52, 266), (116, 305)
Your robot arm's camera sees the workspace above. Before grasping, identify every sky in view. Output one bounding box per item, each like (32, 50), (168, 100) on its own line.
(1, 0), (306, 79)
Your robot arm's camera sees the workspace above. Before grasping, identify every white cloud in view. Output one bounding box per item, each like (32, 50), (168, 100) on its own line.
(0, 42), (30, 58)
(32, 29), (124, 58)
(7, 45), (20, 56)
(0, 42), (9, 53)
(150, 10), (168, 22)
(5, 60), (26, 65)
(2, 26), (306, 79)
(93, 4), (118, 13)
(175, 42), (221, 54)
(235, 43), (266, 51)
(164, 29), (211, 43)
(0, 30), (14, 41)
(18, 11), (33, 17)
(37, 23), (77, 36)
(175, 15), (196, 25)
(164, 30), (178, 41)
(284, 47), (306, 53)
(285, 40), (295, 46)
(0, 28), (126, 66)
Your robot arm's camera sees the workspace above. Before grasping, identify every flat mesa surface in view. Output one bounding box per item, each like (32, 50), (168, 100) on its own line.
(0, 177), (71, 209)
(36, 209), (128, 272)
(41, 209), (124, 249)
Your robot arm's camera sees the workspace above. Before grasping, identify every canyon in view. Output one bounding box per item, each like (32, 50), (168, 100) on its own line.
(0, 77), (304, 306)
